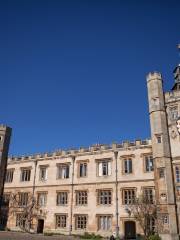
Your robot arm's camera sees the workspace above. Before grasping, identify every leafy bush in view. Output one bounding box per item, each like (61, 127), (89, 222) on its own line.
(148, 234), (161, 240)
(44, 232), (54, 236)
(80, 232), (102, 239)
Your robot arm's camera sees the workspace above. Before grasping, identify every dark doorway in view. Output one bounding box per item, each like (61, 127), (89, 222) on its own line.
(37, 219), (44, 234)
(124, 221), (136, 239)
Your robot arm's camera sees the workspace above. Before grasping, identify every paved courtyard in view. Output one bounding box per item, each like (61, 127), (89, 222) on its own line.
(0, 231), (81, 240)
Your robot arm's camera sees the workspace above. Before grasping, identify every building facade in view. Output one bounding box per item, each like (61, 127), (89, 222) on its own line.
(0, 125), (12, 211)
(2, 64), (180, 239)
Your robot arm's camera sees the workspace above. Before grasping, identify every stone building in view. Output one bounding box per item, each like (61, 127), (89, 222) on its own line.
(0, 125), (12, 208)
(2, 63), (180, 239)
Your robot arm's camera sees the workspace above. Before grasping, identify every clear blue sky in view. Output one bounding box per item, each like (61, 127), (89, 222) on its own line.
(1, 0), (180, 156)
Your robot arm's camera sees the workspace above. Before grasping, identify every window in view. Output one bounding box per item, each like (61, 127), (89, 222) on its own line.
(162, 214), (169, 224)
(56, 214), (67, 228)
(169, 106), (178, 121)
(57, 164), (69, 179)
(37, 193), (47, 207)
(21, 168), (31, 182)
(57, 192), (68, 205)
(97, 190), (112, 205)
(75, 215), (87, 230)
(147, 217), (155, 234)
(98, 216), (112, 231)
(176, 186), (180, 196)
(3, 193), (11, 206)
(175, 166), (180, 183)
(159, 168), (165, 178)
(145, 156), (154, 172)
(5, 169), (14, 183)
(143, 188), (154, 203)
(39, 166), (47, 181)
(97, 160), (111, 177)
(122, 189), (136, 204)
(16, 213), (25, 228)
(18, 192), (28, 207)
(79, 163), (87, 177)
(123, 159), (132, 174)
(156, 134), (162, 143)
(76, 191), (88, 205)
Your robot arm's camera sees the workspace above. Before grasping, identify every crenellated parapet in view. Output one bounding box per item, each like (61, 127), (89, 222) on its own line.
(146, 71), (162, 82)
(8, 139), (152, 163)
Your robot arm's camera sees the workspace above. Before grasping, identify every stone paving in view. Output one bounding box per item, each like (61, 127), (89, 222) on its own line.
(0, 231), (81, 240)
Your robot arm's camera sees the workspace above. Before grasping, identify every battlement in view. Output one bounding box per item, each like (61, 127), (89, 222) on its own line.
(8, 139), (152, 163)
(146, 71), (162, 82)
(165, 90), (180, 102)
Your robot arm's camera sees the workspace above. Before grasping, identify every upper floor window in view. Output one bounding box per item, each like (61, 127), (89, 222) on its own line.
(39, 166), (48, 181)
(18, 192), (28, 207)
(176, 186), (180, 197)
(79, 162), (87, 178)
(145, 155), (154, 172)
(57, 164), (69, 179)
(76, 191), (88, 205)
(97, 190), (112, 205)
(56, 214), (67, 228)
(169, 106), (178, 121)
(75, 215), (87, 230)
(143, 188), (154, 203)
(97, 160), (111, 177)
(159, 168), (165, 178)
(20, 168), (31, 182)
(122, 189), (136, 205)
(98, 215), (112, 231)
(123, 159), (132, 174)
(5, 169), (14, 183)
(175, 166), (180, 183)
(57, 192), (68, 205)
(156, 134), (162, 144)
(37, 192), (47, 207)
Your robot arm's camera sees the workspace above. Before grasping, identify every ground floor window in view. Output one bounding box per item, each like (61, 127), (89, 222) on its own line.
(98, 215), (112, 231)
(56, 214), (67, 228)
(16, 213), (26, 228)
(75, 215), (87, 230)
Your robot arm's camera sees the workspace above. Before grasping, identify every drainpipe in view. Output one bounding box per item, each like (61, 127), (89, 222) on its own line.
(32, 160), (38, 197)
(114, 150), (119, 238)
(69, 155), (75, 236)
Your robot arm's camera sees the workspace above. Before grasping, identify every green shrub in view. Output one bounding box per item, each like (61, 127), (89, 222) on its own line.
(80, 232), (102, 239)
(44, 232), (54, 236)
(148, 234), (161, 240)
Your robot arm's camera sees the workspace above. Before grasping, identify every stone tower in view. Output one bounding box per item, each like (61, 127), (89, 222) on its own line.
(147, 72), (179, 240)
(0, 125), (12, 204)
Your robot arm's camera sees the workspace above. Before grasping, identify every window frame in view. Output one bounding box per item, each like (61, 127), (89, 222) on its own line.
(56, 191), (68, 206)
(75, 215), (88, 230)
(96, 159), (112, 177)
(20, 168), (31, 182)
(97, 215), (112, 231)
(55, 214), (67, 229)
(144, 155), (154, 172)
(76, 191), (88, 206)
(57, 164), (70, 179)
(5, 168), (14, 183)
(122, 188), (136, 205)
(37, 192), (47, 207)
(97, 189), (112, 205)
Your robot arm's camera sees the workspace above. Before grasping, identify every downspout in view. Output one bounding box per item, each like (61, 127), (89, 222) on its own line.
(114, 150), (119, 238)
(69, 155), (75, 235)
(32, 160), (38, 197)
